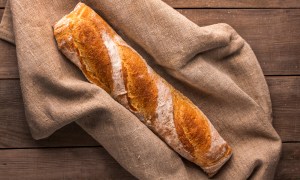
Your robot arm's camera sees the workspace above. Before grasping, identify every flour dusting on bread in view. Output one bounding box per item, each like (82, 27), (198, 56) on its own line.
(102, 32), (128, 106)
(155, 78), (193, 160)
(53, 2), (233, 176)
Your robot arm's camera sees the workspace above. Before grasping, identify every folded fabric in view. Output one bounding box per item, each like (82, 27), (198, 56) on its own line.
(0, 0), (282, 179)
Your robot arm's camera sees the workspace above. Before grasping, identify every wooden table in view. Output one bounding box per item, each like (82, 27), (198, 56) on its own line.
(0, 0), (299, 179)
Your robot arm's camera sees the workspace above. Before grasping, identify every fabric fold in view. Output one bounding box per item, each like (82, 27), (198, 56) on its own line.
(0, 0), (281, 179)
(0, 0), (14, 43)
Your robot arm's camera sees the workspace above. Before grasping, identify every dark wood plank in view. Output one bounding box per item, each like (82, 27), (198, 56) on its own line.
(0, 9), (2, 22)
(0, 147), (135, 179)
(177, 9), (300, 75)
(1, 3), (298, 180)
(0, 143), (297, 179)
(0, 9), (19, 78)
(274, 143), (300, 179)
(268, 76), (300, 142)
(163, 0), (300, 8)
(0, 37), (18, 78)
(0, 77), (298, 148)
(0, 0), (5, 8)
(1, 0), (300, 9)
(1, 9), (300, 77)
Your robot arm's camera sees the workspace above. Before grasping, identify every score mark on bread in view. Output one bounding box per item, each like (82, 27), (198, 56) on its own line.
(53, 2), (232, 177)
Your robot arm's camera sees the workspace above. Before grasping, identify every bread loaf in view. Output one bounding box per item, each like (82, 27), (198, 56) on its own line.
(53, 2), (232, 176)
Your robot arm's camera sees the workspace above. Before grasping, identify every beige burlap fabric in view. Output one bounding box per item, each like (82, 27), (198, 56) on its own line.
(0, 0), (282, 179)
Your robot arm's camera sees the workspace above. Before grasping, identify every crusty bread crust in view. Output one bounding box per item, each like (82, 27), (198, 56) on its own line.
(53, 2), (232, 176)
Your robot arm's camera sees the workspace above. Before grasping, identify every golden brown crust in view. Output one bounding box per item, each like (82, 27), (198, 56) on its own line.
(73, 20), (114, 93)
(54, 3), (116, 93)
(119, 45), (158, 121)
(53, 2), (232, 176)
(173, 90), (211, 165)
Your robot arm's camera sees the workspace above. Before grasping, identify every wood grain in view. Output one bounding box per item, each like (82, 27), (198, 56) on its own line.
(1, 0), (300, 8)
(177, 9), (300, 75)
(0, 0), (5, 8)
(0, 77), (299, 148)
(0, 10), (19, 78)
(0, 2), (299, 180)
(274, 143), (300, 179)
(0, 38), (18, 78)
(163, 0), (300, 8)
(0, 147), (135, 179)
(0, 144), (297, 179)
(1, 9), (300, 76)
(268, 76), (300, 142)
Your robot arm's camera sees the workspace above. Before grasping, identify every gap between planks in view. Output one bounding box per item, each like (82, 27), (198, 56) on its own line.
(1, 9), (300, 76)
(1, 0), (300, 8)
(0, 77), (299, 149)
(0, 7), (300, 146)
(0, 4), (299, 180)
(0, 143), (298, 179)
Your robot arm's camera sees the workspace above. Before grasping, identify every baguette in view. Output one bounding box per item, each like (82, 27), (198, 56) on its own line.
(53, 2), (232, 176)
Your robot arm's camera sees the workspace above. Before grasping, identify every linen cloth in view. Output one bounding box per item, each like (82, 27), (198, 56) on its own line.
(0, 0), (282, 179)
